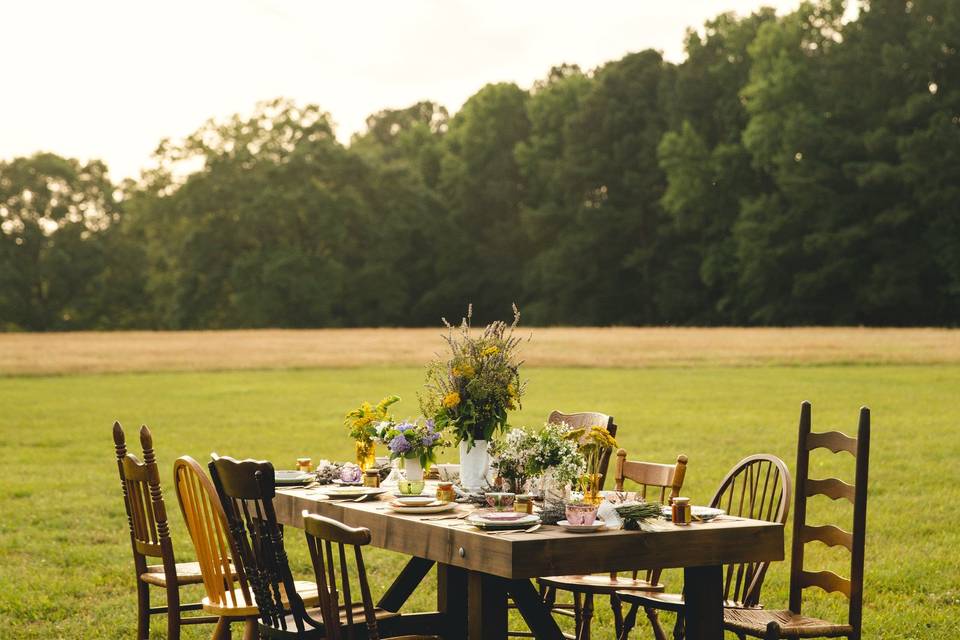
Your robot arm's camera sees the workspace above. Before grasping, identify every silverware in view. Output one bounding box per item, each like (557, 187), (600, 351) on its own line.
(487, 523), (542, 535)
(420, 512), (471, 521)
(352, 493), (375, 502)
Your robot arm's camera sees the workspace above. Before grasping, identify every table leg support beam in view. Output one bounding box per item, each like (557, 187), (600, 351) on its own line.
(683, 565), (724, 640)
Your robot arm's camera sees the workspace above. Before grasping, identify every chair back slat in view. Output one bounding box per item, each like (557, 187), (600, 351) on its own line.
(806, 477), (855, 503)
(210, 455), (318, 636)
(798, 570), (851, 597)
(788, 402), (871, 639)
(547, 410), (619, 488)
(800, 524), (853, 551)
(174, 456), (250, 609)
(303, 512), (383, 640)
(709, 454), (791, 607)
(806, 430), (858, 456)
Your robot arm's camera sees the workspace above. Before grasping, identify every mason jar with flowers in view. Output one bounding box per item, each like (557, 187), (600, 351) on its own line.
(421, 305), (526, 490)
(379, 419), (447, 482)
(344, 394), (400, 470)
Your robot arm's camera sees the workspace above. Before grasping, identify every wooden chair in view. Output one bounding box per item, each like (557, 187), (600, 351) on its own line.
(174, 455), (318, 639)
(112, 422), (218, 639)
(723, 403), (871, 640)
(273, 511), (439, 639)
(536, 448), (688, 640)
(616, 454), (792, 640)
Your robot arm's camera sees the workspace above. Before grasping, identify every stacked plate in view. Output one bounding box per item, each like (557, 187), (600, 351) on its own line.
(466, 511), (540, 530)
(387, 497), (455, 514)
(274, 470), (315, 486)
(317, 486), (387, 500)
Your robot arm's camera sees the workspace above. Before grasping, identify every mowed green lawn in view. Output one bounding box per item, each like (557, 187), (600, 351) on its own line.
(1, 365), (958, 639)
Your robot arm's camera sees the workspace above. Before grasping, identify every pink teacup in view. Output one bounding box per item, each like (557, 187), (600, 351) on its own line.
(565, 503), (599, 526)
(485, 492), (516, 511)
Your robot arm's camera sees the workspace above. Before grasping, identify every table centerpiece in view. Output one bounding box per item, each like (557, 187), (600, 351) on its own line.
(379, 418), (447, 481)
(523, 422), (585, 503)
(421, 305), (526, 490)
(564, 423), (618, 504)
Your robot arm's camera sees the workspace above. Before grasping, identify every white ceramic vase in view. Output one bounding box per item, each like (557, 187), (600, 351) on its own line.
(459, 440), (490, 490)
(403, 457), (424, 481)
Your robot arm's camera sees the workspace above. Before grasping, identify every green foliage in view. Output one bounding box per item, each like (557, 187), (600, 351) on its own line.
(3, 1), (960, 329)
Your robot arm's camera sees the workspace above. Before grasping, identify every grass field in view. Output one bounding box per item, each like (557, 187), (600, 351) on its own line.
(1, 330), (958, 639)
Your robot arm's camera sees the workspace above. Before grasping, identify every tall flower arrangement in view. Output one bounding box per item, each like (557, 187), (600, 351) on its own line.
(420, 305), (526, 448)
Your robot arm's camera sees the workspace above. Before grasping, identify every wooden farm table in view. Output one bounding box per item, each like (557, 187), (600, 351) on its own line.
(274, 488), (783, 640)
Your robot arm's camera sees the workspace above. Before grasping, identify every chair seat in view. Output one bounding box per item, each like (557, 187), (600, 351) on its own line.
(141, 561), (214, 587)
(616, 590), (749, 612)
(202, 580), (320, 616)
(724, 608), (854, 638)
(538, 574), (664, 595)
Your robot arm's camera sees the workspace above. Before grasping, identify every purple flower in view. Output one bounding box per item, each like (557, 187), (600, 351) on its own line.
(388, 434), (412, 455)
(397, 422), (415, 433)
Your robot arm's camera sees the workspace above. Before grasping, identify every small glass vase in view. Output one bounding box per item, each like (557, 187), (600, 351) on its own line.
(355, 440), (376, 471)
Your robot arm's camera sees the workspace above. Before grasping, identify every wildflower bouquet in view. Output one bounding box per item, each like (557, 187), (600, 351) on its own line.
(490, 427), (534, 491)
(421, 305), (526, 448)
(378, 419), (447, 470)
(344, 394), (400, 468)
(526, 422), (585, 485)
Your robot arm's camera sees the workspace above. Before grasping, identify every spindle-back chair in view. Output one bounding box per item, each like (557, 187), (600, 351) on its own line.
(724, 403), (871, 640)
(113, 422), (216, 639)
(206, 455), (323, 638)
(617, 454), (791, 640)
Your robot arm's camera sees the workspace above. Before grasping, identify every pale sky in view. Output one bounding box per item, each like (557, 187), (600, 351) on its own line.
(1, 0), (811, 181)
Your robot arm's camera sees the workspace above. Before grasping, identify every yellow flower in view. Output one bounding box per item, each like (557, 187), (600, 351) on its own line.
(481, 346), (500, 357)
(452, 363), (476, 379)
(507, 383), (517, 398)
(443, 392), (461, 408)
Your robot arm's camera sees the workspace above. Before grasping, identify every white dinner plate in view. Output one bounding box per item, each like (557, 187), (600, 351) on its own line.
(392, 496), (436, 507)
(557, 519), (606, 533)
(387, 501), (456, 514)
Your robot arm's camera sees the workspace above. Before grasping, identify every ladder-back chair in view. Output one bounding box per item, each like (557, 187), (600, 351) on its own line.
(113, 422), (216, 639)
(537, 448), (688, 640)
(618, 454), (792, 640)
(207, 455), (325, 638)
(724, 403), (871, 640)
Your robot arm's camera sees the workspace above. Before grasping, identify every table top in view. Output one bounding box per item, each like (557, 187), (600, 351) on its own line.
(274, 487), (784, 580)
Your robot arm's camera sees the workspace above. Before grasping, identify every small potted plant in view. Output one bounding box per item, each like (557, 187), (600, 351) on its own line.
(344, 395), (400, 470)
(379, 419), (447, 481)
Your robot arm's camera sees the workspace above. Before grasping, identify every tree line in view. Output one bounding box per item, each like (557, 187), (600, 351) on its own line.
(1, 0), (958, 331)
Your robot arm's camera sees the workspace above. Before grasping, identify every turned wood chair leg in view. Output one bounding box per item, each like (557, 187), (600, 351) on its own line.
(241, 617), (258, 640)
(166, 582), (181, 640)
(764, 621), (781, 640)
(544, 585), (557, 608)
(136, 580), (150, 640)
(618, 601), (640, 640)
(212, 616), (232, 640)
(578, 593), (594, 640)
(573, 591), (583, 636)
(610, 593), (624, 638)
(645, 606), (668, 640)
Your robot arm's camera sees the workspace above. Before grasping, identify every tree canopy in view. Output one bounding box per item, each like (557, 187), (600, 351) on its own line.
(2, 0), (958, 330)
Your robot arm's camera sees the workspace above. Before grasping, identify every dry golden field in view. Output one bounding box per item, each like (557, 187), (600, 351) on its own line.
(1, 326), (958, 375)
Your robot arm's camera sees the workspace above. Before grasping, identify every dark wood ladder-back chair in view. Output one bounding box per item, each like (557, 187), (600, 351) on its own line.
(300, 511), (440, 640)
(112, 421), (218, 639)
(534, 445), (688, 640)
(617, 454), (792, 640)
(724, 402), (871, 640)
(205, 454), (333, 639)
